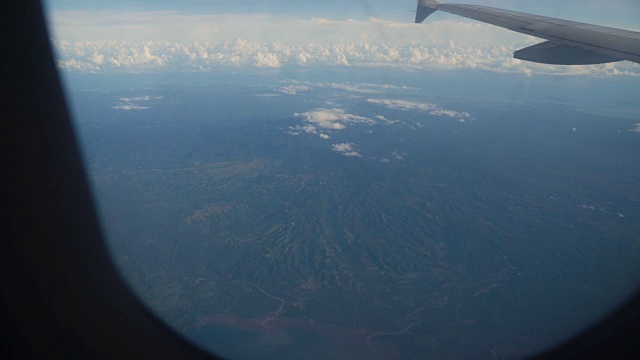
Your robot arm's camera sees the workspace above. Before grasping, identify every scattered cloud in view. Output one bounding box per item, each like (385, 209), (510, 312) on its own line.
(367, 98), (472, 120)
(288, 124), (318, 134)
(428, 109), (471, 118)
(367, 98), (437, 111)
(319, 134), (330, 139)
(293, 108), (375, 131)
(375, 115), (399, 125)
(629, 123), (640, 132)
(279, 80), (415, 96)
(332, 143), (361, 157)
(392, 151), (405, 160)
(278, 85), (312, 95)
(112, 104), (150, 110)
(120, 96), (151, 102)
(325, 83), (380, 94)
(112, 94), (155, 110)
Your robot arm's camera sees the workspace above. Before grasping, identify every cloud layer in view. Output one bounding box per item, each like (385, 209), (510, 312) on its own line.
(52, 38), (640, 77)
(47, 9), (640, 77)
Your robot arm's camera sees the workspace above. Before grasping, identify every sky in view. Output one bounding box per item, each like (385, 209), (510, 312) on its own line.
(44, 0), (640, 27)
(43, 0), (640, 76)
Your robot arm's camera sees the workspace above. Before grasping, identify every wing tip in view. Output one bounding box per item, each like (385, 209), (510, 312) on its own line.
(415, 4), (438, 23)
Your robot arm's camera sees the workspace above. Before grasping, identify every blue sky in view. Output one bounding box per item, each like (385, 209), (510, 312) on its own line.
(44, 0), (640, 43)
(45, 0), (639, 26)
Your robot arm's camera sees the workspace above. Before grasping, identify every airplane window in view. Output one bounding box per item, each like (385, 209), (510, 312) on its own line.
(43, 0), (640, 358)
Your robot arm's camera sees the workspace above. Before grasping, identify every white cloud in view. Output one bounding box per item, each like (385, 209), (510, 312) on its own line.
(112, 94), (154, 110)
(367, 98), (472, 120)
(91, 52), (105, 65)
(278, 85), (312, 95)
(319, 134), (330, 139)
(332, 143), (354, 152)
(367, 98), (437, 111)
(374, 115), (399, 125)
(112, 105), (150, 110)
(429, 109), (471, 118)
(289, 124), (318, 134)
(294, 108), (375, 130)
(392, 151), (405, 160)
(332, 143), (362, 157)
(311, 82), (415, 94)
(254, 51), (281, 67)
(326, 83), (379, 94)
(629, 123), (640, 132)
(120, 96), (151, 102)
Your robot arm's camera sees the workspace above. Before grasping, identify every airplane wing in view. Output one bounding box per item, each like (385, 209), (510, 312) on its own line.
(415, 0), (640, 65)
